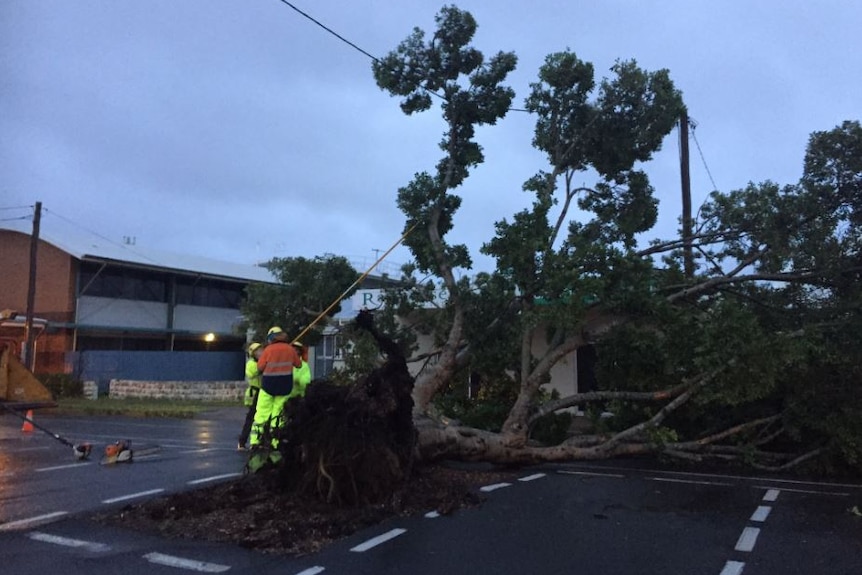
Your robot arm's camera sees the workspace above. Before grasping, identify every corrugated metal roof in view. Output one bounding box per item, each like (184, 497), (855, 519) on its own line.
(0, 221), (277, 284)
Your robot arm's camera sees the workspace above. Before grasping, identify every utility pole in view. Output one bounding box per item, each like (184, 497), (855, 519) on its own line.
(679, 113), (694, 279)
(23, 201), (42, 370)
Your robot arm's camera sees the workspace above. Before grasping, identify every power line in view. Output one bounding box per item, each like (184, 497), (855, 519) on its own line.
(273, 0), (529, 113)
(276, 0), (381, 63)
(0, 204), (33, 211)
(0, 215), (30, 222)
(689, 118), (718, 192)
(43, 207), (160, 265)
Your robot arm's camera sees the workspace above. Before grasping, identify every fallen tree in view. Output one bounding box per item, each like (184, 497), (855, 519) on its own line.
(241, 6), (861, 489)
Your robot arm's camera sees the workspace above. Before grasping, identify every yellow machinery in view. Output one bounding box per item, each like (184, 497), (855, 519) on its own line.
(0, 343), (55, 410)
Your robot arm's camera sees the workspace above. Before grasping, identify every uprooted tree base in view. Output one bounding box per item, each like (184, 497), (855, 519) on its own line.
(95, 309), (503, 555)
(260, 308), (418, 505)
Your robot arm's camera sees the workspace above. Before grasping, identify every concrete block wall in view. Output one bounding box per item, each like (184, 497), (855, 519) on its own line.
(82, 381), (99, 400)
(108, 380), (245, 401)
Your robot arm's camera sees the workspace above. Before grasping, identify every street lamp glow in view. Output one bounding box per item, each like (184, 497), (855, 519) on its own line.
(204, 333), (216, 343)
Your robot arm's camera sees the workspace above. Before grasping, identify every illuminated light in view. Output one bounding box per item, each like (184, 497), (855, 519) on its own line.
(203, 333), (216, 343)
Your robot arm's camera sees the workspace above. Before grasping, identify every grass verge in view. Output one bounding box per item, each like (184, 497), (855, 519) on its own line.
(50, 398), (243, 418)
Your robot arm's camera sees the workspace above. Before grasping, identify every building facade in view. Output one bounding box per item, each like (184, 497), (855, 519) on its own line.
(0, 224), (276, 375)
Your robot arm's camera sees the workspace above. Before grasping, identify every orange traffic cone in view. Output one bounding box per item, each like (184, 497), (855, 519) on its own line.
(21, 410), (35, 433)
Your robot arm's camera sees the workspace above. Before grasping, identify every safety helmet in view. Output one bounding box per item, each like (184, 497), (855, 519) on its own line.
(248, 342), (262, 355)
(291, 341), (303, 349)
(267, 326), (283, 336)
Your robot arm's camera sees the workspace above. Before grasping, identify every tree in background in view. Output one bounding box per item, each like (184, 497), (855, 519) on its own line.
(241, 255), (358, 346)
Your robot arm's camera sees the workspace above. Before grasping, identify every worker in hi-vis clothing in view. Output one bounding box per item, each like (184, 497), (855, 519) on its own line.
(250, 326), (302, 449)
(237, 342), (262, 450)
(287, 341), (312, 401)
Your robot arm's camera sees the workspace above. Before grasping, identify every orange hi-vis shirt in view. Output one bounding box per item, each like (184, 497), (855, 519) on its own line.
(257, 341), (302, 396)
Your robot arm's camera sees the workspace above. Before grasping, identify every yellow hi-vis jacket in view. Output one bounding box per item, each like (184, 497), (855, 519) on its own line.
(288, 361), (312, 400)
(244, 358), (262, 406)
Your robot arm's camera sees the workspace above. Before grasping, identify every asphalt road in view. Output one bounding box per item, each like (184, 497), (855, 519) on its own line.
(1, 411), (861, 574)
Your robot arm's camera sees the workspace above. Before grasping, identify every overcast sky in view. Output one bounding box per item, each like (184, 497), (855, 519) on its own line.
(2, 1), (859, 275)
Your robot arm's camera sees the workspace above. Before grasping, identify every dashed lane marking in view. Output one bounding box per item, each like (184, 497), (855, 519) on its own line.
(750, 506), (771, 522)
(0, 511), (68, 532)
(734, 527), (760, 552)
(350, 528), (407, 552)
(102, 488), (164, 504)
(719, 560), (745, 575)
(762, 489), (780, 502)
(143, 552), (231, 573)
(425, 511), (440, 518)
(558, 470), (625, 479)
(294, 567), (326, 575)
(187, 473), (242, 485)
(479, 482), (512, 492)
(647, 477), (732, 487)
(28, 531), (110, 552)
(36, 462), (91, 472)
(518, 473), (546, 482)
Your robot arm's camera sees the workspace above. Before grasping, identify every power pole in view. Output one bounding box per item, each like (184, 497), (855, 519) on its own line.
(679, 113), (694, 279)
(23, 201), (42, 370)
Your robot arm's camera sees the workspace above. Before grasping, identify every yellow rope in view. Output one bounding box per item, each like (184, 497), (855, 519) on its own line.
(292, 222), (418, 343)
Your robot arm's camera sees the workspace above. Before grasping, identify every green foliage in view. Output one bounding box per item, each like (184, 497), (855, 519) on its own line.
(241, 255), (359, 343)
(373, 4), (517, 276)
(39, 373), (83, 399)
(530, 411), (574, 446)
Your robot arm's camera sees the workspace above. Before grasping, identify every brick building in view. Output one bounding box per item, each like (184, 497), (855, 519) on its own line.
(0, 222), (276, 374)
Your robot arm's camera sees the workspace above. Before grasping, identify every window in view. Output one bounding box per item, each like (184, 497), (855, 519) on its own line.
(175, 278), (243, 309)
(79, 263), (167, 302)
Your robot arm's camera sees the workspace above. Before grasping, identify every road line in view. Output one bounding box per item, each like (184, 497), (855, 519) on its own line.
(425, 511), (440, 518)
(762, 489), (780, 502)
(0, 511), (68, 532)
(350, 528), (407, 552)
(294, 567), (325, 575)
(735, 527), (760, 552)
(188, 472), (242, 485)
(754, 485), (848, 497)
(647, 477), (731, 487)
(719, 560), (745, 575)
(480, 482), (512, 492)
(558, 470), (625, 479)
(557, 464), (862, 489)
(179, 448), (218, 454)
(519, 473), (546, 482)
(102, 488), (164, 504)
(28, 531), (110, 552)
(36, 462), (91, 472)
(750, 505), (771, 522)
(143, 552), (231, 572)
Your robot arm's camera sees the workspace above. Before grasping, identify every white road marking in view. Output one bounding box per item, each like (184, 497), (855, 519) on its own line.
(425, 511), (440, 518)
(350, 528), (407, 552)
(518, 473), (546, 482)
(102, 488), (164, 504)
(179, 448), (217, 454)
(647, 477), (731, 487)
(187, 472), (242, 485)
(143, 552), (231, 572)
(755, 485), (848, 497)
(750, 505), (771, 522)
(735, 527), (760, 552)
(557, 464), (862, 489)
(294, 567), (326, 575)
(36, 462), (91, 472)
(719, 560), (746, 575)
(0, 511), (68, 532)
(480, 482), (512, 492)
(762, 489), (780, 502)
(558, 470), (626, 479)
(28, 531), (110, 552)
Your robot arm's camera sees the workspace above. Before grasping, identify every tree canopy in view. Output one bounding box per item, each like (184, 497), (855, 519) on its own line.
(367, 5), (861, 474)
